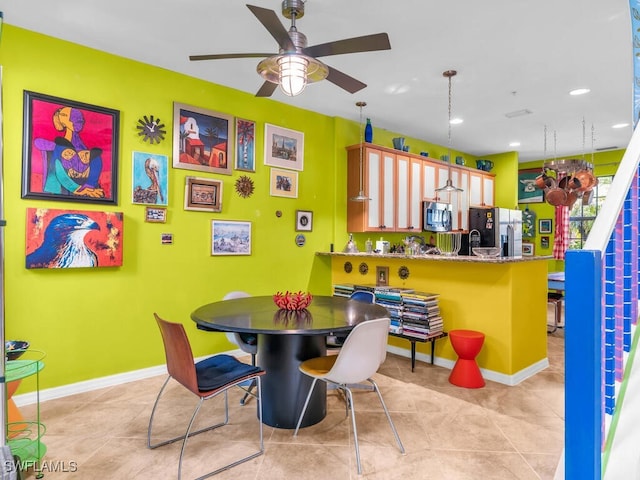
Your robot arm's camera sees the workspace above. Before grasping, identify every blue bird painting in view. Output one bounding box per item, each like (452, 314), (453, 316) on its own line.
(26, 213), (101, 269)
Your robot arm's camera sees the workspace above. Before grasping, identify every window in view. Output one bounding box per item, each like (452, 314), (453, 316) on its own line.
(568, 175), (613, 249)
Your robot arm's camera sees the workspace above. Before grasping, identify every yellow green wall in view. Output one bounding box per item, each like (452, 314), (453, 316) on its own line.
(1, 25), (345, 390)
(2, 26), (488, 392)
(2, 25), (603, 393)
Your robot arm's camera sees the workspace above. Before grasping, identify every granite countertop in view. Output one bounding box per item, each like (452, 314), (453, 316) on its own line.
(316, 251), (552, 263)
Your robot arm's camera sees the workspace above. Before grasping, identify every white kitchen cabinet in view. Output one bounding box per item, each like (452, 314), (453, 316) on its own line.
(347, 145), (395, 232)
(469, 170), (495, 207)
(396, 154), (423, 232)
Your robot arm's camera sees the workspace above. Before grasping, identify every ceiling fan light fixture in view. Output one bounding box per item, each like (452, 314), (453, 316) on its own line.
(257, 53), (328, 97)
(278, 54), (308, 96)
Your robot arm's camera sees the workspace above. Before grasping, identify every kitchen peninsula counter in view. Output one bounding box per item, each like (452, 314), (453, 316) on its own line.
(318, 251), (553, 263)
(319, 251), (550, 385)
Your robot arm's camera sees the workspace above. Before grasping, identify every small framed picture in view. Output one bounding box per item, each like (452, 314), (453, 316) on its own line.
(132, 151), (168, 205)
(184, 176), (222, 212)
(269, 167), (298, 198)
(211, 220), (251, 255)
(296, 210), (313, 231)
(539, 218), (553, 234)
(264, 123), (304, 171)
(522, 242), (535, 256)
(376, 266), (389, 286)
(235, 118), (256, 172)
(145, 207), (167, 223)
(541, 236), (550, 249)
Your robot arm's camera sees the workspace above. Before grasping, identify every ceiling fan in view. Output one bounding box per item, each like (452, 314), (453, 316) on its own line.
(189, 1), (391, 97)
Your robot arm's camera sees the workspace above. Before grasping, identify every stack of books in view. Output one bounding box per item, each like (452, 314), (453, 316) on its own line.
(398, 291), (443, 339)
(330, 284), (444, 337)
(333, 283), (355, 297)
(372, 288), (404, 333)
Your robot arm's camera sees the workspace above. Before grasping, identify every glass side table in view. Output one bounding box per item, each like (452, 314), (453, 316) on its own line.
(5, 350), (46, 479)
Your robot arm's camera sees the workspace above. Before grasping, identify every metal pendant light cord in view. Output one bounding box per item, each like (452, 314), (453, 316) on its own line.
(436, 70), (463, 193)
(350, 101), (370, 201)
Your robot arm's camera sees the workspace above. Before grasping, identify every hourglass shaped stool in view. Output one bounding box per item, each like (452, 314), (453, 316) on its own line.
(448, 329), (485, 388)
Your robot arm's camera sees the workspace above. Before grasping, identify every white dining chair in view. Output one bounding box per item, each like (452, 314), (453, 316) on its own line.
(293, 317), (405, 474)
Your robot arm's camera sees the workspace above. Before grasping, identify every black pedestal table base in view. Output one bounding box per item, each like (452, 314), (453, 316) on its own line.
(257, 334), (327, 429)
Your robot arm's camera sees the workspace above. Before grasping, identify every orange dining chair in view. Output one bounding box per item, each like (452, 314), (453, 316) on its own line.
(294, 317), (405, 475)
(148, 313), (265, 479)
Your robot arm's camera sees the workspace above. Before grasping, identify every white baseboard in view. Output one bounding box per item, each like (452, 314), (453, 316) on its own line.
(14, 345), (550, 406)
(386, 344), (549, 386)
(13, 348), (244, 407)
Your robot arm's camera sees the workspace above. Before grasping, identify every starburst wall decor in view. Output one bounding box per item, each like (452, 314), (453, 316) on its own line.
(235, 175), (255, 198)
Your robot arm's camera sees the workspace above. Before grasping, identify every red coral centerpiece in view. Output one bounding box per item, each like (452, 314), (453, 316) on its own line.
(273, 291), (313, 311)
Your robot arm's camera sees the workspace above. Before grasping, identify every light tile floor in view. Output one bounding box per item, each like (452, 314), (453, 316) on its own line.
(15, 328), (565, 480)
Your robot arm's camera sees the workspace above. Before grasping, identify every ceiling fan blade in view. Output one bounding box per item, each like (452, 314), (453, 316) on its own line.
(190, 53), (276, 61)
(256, 81), (278, 97)
(247, 4), (294, 52)
(304, 33), (391, 58)
(326, 66), (367, 94)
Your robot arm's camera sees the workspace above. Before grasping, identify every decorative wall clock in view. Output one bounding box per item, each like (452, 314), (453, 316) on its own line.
(136, 115), (166, 144)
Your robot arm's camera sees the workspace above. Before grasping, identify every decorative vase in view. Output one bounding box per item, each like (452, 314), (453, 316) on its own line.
(364, 118), (373, 143)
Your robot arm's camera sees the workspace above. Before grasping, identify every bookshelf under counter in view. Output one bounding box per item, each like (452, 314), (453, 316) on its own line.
(322, 250), (550, 385)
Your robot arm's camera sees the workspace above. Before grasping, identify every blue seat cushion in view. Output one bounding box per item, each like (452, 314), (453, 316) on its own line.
(195, 354), (261, 391)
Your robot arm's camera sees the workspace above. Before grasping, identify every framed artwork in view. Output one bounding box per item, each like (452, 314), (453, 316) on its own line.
(376, 266), (389, 286)
(235, 118), (256, 172)
(270, 168), (299, 198)
(132, 151), (168, 205)
(541, 236), (550, 249)
(184, 176), (223, 212)
(296, 210), (313, 231)
(518, 169), (544, 204)
(522, 242), (535, 256)
(145, 207), (167, 223)
(25, 207), (123, 269)
(539, 218), (553, 234)
(211, 220), (251, 255)
(21, 91), (120, 204)
(264, 123), (304, 171)
(173, 102), (233, 175)
(522, 208), (536, 238)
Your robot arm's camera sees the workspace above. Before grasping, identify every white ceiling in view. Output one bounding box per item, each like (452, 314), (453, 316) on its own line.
(1, 0), (634, 162)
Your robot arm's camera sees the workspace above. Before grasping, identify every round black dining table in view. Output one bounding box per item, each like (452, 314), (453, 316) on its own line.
(191, 295), (389, 429)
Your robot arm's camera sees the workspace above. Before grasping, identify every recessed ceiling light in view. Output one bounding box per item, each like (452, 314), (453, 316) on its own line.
(449, 118), (463, 125)
(509, 142), (521, 147)
(569, 88), (590, 96)
(612, 123), (629, 129)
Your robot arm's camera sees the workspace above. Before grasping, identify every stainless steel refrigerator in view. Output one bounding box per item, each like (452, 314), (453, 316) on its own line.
(468, 207), (523, 257)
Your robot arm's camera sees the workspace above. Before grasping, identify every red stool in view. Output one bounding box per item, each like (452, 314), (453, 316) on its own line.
(448, 329), (485, 388)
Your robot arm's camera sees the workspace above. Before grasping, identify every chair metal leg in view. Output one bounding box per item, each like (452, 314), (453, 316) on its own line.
(151, 376), (263, 480)
(148, 376), (228, 450)
(293, 378), (318, 436)
(368, 378), (405, 454)
(343, 386), (364, 475)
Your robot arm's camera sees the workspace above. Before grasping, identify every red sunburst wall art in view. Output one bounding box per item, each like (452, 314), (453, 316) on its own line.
(25, 207), (124, 269)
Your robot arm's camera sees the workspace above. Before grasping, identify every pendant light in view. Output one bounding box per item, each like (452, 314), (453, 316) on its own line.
(436, 70), (464, 193)
(349, 101), (371, 202)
